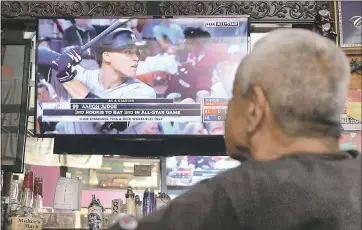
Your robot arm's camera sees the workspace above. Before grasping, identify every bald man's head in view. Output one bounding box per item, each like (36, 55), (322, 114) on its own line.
(225, 29), (350, 160)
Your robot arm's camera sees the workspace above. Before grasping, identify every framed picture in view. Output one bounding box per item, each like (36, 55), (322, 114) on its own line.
(348, 55), (362, 90)
(335, 1), (362, 53)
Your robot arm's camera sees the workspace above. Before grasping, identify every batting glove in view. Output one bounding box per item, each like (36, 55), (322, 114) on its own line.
(51, 47), (82, 83)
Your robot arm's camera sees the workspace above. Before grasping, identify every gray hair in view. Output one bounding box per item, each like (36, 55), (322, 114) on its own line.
(236, 29), (350, 137)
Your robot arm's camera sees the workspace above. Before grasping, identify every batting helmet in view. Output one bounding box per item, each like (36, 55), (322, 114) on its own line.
(94, 28), (146, 65)
(96, 28), (146, 51)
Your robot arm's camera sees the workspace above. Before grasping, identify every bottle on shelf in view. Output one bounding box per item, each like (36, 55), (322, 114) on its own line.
(7, 175), (20, 221)
(33, 177), (46, 216)
(97, 199), (105, 212)
(125, 186), (136, 216)
(156, 192), (171, 210)
(111, 198), (124, 215)
(7, 171), (43, 230)
(142, 188), (156, 217)
(9, 175), (20, 204)
(88, 194), (103, 230)
(96, 199), (107, 228)
(135, 195), (143, 220)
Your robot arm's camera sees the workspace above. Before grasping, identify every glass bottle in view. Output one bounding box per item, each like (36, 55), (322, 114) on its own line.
(156, 192), (171, 210)
(7, 171), (43, 230)
(88, 194), (103, 230)
(97, 199), (106, 228)
(125, 186), (136, 216)
(33, 177), (46, 216)
(135, 195), (143, 220)
(9, 175), (20, 204)
(7, 175), (20, 221)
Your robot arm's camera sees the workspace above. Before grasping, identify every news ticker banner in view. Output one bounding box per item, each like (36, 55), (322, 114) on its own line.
(41, 99), (203, 122)
(203, 98), (228, 122)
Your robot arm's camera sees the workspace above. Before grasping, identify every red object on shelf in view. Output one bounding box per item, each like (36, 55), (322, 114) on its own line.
(23, 171), (34, 190)
(34, 177), (43, 197)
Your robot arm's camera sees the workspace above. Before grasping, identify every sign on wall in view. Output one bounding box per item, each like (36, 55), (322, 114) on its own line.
(341, 89), (361, 132)
(337, 1), (362, 52)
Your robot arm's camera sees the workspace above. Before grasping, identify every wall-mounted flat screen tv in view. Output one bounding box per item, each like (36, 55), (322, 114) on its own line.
(35, 17), (249, 137)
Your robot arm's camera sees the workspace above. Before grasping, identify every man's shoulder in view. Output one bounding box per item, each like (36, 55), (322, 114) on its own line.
(74, 67), (99, 77)
(210, 157), (303, 187)
(213, 152), (362, 186)
(125, 78), (156, 98)
(203, 158), (309, 207)
(73, 67), (99, 85)
(132, 78), (154, 90)
(138, 81), (157, 96)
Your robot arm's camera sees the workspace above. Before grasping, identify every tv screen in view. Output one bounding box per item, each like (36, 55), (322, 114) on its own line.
(36, 17), (249, 136)
(166, 156), (240, 187)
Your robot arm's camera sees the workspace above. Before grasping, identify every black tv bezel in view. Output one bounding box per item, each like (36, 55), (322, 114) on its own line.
(52, 135), (228, 156)
(34, 15), (250, 140)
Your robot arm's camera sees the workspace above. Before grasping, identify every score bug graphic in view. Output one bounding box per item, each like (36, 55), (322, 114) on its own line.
(205, 21), (239, 27)
(203, 98), (228, 122)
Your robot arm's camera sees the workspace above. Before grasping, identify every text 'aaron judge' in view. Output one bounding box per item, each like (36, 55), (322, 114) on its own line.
(82, 110), (181, 115)
(73, 104), (118, 109)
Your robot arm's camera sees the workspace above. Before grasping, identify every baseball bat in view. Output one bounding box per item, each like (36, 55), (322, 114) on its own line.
(52, 19), (64, 35)
(80, 18), (134, 52)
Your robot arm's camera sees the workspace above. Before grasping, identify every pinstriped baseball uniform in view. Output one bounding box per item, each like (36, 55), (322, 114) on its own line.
(53, 66), (156, 134)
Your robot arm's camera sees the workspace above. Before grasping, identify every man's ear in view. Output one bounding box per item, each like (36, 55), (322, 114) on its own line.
(246, 86), (267, 133)
(102, 52), (111, 63)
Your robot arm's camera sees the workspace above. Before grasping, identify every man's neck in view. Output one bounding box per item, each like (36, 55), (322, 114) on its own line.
(99, 66), (128, 89)
(250, 132), (340, 161)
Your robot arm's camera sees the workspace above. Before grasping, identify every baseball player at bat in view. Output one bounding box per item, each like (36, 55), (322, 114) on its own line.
(50, 27), (156, 134)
